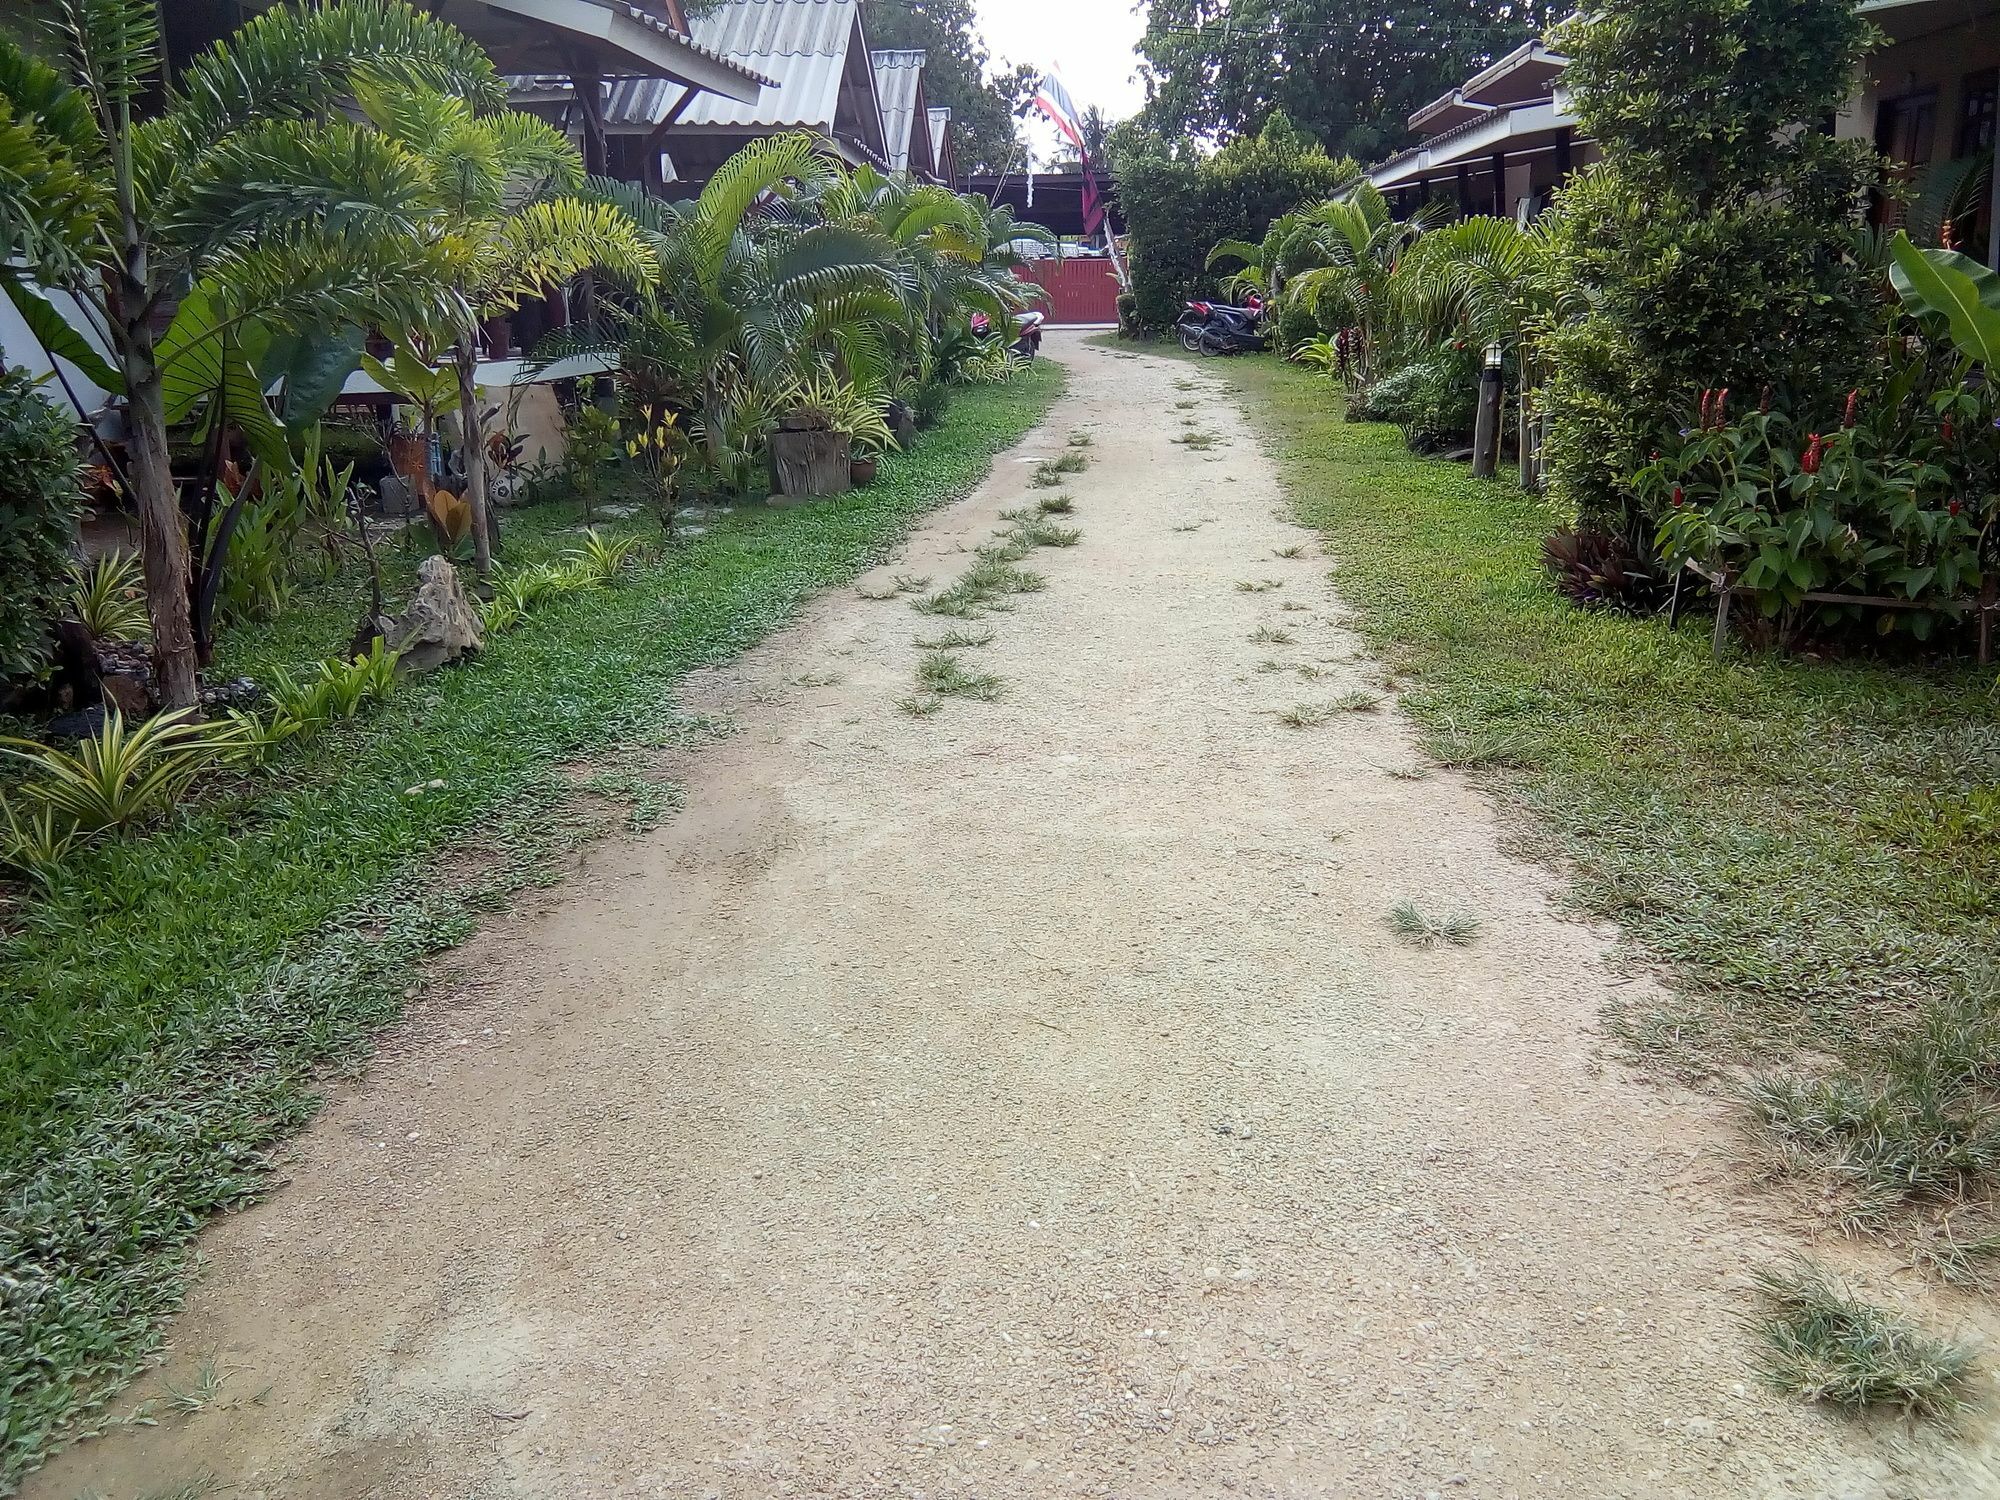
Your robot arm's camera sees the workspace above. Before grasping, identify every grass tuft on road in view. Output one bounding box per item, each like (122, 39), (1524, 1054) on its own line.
(1750, 1260), (1977, 1417)
(1198, 350), (2000, 1239)
(0, 362), (1062, 1489)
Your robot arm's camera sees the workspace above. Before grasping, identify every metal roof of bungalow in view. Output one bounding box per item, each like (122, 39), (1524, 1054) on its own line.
(872, 50), (926, 172)
(583, 0), (879, 131)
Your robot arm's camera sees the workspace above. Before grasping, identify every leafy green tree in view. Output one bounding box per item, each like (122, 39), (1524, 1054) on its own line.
(1113, 112), (1356, 330)
(1136, 0), (1545, 161)
(0, 0), (491, 708)
(1540, 0), (1879, 538)
(863, 0), (1027, 173)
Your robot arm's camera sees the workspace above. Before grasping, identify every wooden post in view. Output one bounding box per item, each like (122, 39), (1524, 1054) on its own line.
(1456, 164), (1473, 216)
(1491, 150), (1507, 217)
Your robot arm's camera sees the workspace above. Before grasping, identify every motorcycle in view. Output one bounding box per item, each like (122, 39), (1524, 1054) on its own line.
(1176, 294), (1266, 356)
(970, 308), (1046, 361)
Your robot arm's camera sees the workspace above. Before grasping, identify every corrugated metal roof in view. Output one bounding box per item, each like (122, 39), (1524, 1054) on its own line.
(592, 0), (866, 130)
(871, 50), (923, 171)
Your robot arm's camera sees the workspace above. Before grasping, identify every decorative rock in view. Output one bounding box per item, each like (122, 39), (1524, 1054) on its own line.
(384, 555), (483, 674)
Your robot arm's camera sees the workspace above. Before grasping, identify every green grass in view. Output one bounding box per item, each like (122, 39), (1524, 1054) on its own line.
(0, 361), (1062, 1488)
(915, 649), (1005, 702)
(1750, 1259), (1977, 1418)
(1386, 900), (1482, 948)
(1201, 352), (2000, 1226)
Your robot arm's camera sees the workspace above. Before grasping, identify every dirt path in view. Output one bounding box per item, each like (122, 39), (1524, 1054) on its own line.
(28, 334), (1991, 1500)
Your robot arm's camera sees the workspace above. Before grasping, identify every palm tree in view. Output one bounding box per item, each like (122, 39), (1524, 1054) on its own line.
(1212, 183), (1447, 384)
(821, 168), (1050, 380)
(354, 78), (657, 575)
(1396, 213), (1582, 476)
(0, 0), (492, 708)
(579, 135), (915, 488)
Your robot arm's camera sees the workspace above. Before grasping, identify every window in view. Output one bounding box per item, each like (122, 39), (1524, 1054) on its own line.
(1957, 68), (1998, 158)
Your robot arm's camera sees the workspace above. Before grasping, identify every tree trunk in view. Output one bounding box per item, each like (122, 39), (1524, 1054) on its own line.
(122, 325), (200, 710)
(455, 342), (493, 577)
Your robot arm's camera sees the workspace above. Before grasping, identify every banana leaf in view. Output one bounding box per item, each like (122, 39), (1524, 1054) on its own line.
(156, 280), (290, 473)
(1888, 232), (2000, 367)
(0, 273), (122, 392)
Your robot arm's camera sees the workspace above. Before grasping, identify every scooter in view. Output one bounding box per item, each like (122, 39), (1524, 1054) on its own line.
(971, 309), (1046, 360)
(1176, 295), (1266, 355)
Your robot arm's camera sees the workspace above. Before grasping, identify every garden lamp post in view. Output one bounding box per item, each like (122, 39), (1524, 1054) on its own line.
(1471, 341), (1504, 479)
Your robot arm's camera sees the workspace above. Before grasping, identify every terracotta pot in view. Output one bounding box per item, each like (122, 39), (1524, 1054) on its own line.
(850, 454), (880, 486)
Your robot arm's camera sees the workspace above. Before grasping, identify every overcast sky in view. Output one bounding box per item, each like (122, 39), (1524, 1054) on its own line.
(975, 0), (1149, 162)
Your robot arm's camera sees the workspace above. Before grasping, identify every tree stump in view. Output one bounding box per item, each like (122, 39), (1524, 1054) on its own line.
(768, 421), (852, 500)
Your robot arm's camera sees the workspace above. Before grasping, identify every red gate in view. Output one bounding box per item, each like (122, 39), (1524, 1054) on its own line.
(1015, 258), (1121, 325)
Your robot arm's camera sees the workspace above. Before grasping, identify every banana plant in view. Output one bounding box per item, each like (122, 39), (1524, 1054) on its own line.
(1889, 231), (2000, 367)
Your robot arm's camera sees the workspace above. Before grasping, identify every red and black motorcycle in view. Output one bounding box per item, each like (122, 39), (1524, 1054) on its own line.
(1176, 292), (1266, 355)
(970, 308), (1046, 360)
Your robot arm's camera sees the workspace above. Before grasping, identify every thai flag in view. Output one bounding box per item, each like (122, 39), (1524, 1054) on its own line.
(1031, 69), (1105, 235)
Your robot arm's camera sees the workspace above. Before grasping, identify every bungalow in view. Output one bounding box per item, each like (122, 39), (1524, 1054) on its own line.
(1372, 0), (2000, 266)
(1369, 41), (1591, 226)
(510, 0), (954, 191)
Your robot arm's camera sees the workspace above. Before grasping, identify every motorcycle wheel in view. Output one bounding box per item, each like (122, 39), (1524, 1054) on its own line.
(1178, 324), (1204, 353)
(1199, 327), (1232, 356)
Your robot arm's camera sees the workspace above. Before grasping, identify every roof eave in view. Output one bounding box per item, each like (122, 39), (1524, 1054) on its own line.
(480, 0), (773, 100)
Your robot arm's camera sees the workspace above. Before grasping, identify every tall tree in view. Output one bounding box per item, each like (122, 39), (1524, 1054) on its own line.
(1136, 0), (1548, 161)
(863, 0), (1025, 174)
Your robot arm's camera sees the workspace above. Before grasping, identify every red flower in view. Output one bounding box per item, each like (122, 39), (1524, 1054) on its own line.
(1950, 499), (1963, 517)
(1759, 385), (1772, 415)
(1698, 389), (1712, 429)
(1843, 389), (1859, 428)
(1801, 434), (1824, 475)
(1671, 485), (1685, 508)
(1942, 419), (1955, 442)
(1712, 389), (1728, 429)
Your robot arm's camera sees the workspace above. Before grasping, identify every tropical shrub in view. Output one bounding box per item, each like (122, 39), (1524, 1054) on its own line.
(65, 553), (148, 643)
(1253, 184), (1448, 388)
(1542, 528), (1660, 612)
(0, 710), (234, 835)
(1115, 114), (1358, 331)
(0, 366), (84, 680)
(1641, 358), (1999, 633)
(1349, 343), (1479, 452)
(1541, 0), (1880, 542)
(541, 143), (1040, 500)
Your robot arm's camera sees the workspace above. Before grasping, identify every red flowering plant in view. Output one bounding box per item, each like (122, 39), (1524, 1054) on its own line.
(1635, 323), (2000, 633)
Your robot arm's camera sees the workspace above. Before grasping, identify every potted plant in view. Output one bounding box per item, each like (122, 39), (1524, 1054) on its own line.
(770, 372), (897, 499)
